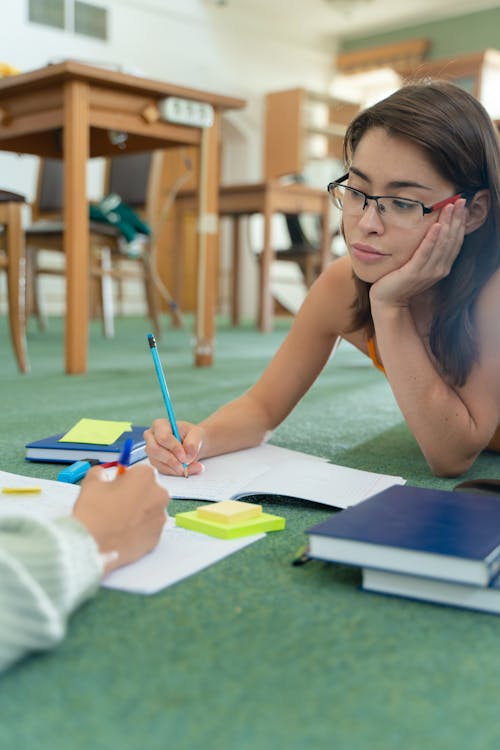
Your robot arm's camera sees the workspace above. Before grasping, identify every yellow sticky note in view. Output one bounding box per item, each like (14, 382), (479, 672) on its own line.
(59, 418), (132, 445)
(197, 500), (262, 525)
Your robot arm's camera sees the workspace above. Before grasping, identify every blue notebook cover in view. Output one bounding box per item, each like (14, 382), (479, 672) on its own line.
(25, 425), (147, 464)
(307, 485), (500, 586)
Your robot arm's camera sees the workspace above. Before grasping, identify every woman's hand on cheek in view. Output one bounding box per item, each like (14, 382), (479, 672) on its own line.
(370, 199), (467, 308)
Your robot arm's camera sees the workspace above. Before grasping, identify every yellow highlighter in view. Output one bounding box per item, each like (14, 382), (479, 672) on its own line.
(2, 486), (42, 494)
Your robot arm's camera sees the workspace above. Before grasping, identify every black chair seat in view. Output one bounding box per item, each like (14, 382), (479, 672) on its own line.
(26, 220), (121, 239)
(0, 189), (25, 203)
(278, 242), (319, 256)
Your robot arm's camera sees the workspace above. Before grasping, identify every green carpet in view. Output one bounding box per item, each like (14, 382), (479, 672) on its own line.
(1, 314), (500, 750)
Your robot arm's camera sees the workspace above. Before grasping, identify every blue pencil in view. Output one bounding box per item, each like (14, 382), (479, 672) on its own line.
(147, 333), (188, 478)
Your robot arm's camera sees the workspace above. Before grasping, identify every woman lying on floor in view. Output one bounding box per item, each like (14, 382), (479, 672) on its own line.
(146, 81), (500, 478)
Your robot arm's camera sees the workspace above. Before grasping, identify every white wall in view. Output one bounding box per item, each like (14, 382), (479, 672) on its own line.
(0, 0), (336, 318)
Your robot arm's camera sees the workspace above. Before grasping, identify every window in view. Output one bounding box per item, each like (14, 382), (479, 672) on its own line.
(28, 0), (65, 30)
(28, 0), (108, 40)
(75, 1), (107, 40)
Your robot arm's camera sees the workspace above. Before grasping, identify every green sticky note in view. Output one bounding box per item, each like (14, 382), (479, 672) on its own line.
(59, 418), (132, 445)
(175, 510), (285, 539)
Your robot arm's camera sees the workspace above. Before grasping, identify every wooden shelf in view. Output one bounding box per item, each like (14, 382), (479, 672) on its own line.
(264, 87), (359, 180)
(336, 38), (430, 76)
(401, 49), (500, 100)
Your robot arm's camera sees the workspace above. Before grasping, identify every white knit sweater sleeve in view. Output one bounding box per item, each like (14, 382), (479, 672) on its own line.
(0, 515), (103, 673)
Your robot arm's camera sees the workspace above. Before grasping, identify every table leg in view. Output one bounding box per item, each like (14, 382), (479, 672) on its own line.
(194, 118), (220, 367)
(172, 200), (186, 327)
(230, 216), (241, 326)
(4, 202), (29, 373)
(63, 80), (90, 374)
(258, 192), (273, 332)
(320, 193), (331, 272)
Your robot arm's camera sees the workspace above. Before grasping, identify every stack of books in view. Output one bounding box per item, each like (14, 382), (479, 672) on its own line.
(306, 484), (500, 614)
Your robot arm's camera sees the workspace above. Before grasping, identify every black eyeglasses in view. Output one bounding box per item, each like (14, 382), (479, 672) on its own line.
(327, 173), (469, 229)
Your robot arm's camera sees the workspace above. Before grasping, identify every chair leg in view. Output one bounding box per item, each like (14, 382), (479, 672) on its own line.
(5, 202), (29, 373)
(99, 248), (115, 338)
(302, 255), (317, 288)
(89, 272), (102, 320)
(33, 271), (48, 331)
(115, 262), (125, 316)
(143, 254), (161, 338)
(144, 238), (183, 330)
(26, 247), (48, 331)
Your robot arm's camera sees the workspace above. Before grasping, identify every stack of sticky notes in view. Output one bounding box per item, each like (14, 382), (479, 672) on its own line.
(175, 500), (285, 539)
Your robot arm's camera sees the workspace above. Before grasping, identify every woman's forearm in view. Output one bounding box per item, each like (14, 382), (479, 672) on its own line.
(197, 391), (276, 459)
(372, 302), (487, 476)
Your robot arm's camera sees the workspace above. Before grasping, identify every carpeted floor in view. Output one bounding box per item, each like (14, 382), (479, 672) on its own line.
(2, 313), (500, 750)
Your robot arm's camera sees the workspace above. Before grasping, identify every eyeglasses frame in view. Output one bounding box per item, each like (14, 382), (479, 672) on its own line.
(327, 173), (472, 219)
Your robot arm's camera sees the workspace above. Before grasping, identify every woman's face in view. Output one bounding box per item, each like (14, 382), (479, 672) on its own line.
(342, 127), (458, 283)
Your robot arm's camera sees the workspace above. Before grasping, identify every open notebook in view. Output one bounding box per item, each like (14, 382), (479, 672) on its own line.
(153, 443), (405, 509)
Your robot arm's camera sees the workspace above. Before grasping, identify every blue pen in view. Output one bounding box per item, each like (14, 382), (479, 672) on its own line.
(117, 437), (134, 475)
(147, 333), (188, 478)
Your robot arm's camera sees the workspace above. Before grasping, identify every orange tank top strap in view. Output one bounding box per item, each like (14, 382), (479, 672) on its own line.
(367, 337), (386, 374)
(487, 424), (500, 452)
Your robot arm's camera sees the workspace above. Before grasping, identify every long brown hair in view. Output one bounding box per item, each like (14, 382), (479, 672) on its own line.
(343, 80), (500, 386)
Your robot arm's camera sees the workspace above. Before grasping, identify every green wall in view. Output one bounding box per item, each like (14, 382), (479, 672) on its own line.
(340, 7), (500, 59)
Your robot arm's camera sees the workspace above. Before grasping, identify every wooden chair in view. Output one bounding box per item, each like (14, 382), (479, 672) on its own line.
(26, 151), (170, 338)
(0, 190), (29, 373)
(279, 213), (324, 288)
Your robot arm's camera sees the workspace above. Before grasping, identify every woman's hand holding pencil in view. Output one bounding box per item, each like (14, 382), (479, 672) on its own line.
(144, 333), (203, 479)
(144, 418), (205, 477)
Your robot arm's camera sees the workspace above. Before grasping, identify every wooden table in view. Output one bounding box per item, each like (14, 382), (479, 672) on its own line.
(175, 181), (332, 331)
(0, 61), (245, 372)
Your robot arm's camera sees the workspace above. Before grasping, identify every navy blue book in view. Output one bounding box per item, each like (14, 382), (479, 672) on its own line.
(25, 425), (147, 464)
(307, 485), (500, 586)
(362, 568), (500, 615)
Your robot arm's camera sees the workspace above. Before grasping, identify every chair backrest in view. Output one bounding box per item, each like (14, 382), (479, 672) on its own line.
(31, 158), (64, 221)
(284, 213), (321, 249)
(104, 151), (164, 227)
(107, 153), (152, 206)
(31, 152), (165, 225)
(285, 214), (308, 246)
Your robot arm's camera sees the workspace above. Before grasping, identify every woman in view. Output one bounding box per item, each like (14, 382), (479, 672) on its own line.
(145, 81), (500, 477)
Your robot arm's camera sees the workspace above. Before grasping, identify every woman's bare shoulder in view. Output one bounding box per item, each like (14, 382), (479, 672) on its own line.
(308, 255), (359, 329)
(313, 255), (356, 300)
(322, 254), (354, 282)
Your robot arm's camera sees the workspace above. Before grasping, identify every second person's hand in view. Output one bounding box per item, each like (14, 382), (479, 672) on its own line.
(72, 464), (169, 573)
(144, 418), (205, 476)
